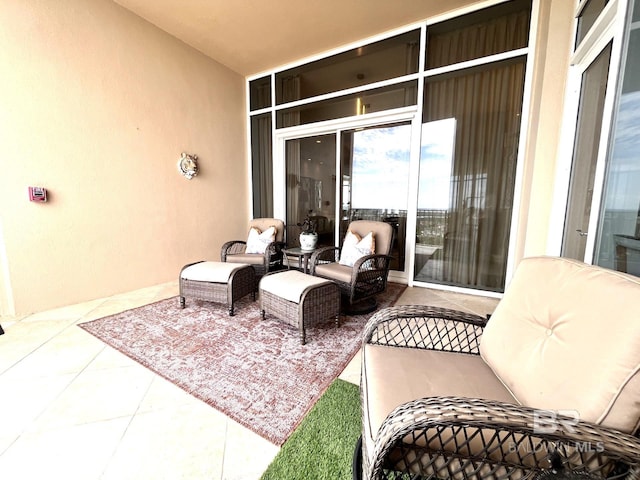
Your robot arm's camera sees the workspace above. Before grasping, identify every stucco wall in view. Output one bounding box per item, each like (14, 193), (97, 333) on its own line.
(513, 0), (575, 264)
(0, 0), (249, 315)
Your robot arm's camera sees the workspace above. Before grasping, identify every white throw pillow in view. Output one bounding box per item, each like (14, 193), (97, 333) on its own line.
(246, 226), (276, 254)
(339, 231), (375, 267)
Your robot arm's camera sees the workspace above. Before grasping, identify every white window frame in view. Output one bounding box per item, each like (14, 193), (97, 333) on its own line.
(547, 0), (628, 261)
(247, 0), (539, 296)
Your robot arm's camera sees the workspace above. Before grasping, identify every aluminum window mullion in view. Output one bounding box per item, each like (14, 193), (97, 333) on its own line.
(273, 74), (421, 112)
(423, 47), (529, 78)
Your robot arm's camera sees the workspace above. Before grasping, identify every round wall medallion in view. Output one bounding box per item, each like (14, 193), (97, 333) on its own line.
(177, 152), (198, 179)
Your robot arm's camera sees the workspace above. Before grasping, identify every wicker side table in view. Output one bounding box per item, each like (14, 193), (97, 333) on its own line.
(259, 270), (340, 345)
(179, 261), (255, 316)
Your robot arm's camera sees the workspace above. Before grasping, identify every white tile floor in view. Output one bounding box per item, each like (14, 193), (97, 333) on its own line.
(0, 282), (498, 480)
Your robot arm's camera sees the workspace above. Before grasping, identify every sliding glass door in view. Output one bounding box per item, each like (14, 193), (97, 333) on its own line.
(340, 123), (412, 272)
(285, 134), (337, 248)
(283, 122), (412, 274)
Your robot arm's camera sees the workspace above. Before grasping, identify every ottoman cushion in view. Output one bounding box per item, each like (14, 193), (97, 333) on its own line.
(181, 261), (249, 283)
(260, 271), (333, 303)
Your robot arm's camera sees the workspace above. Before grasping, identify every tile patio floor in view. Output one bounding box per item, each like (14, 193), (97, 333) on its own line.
(0, 282), (498, 480)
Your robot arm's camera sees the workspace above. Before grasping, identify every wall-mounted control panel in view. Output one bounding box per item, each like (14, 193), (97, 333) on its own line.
(28, 186), (48, 203)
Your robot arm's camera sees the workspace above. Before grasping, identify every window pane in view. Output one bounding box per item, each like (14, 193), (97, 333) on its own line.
(595, 30), (640, 276)
(562, 44), (612, 261)
(275, 30), (420, 105)
(286, 134), (337, 248)
(250, 114), (273, 217)
(425, 0), (531, 70)
(341, 123), (412, 272)
(276, 81), (417, 128)
(634, 0), (640, 23)
(576, 0), (610, 46)
(249, 76), (271, 111)
(417, 57), (526, 291)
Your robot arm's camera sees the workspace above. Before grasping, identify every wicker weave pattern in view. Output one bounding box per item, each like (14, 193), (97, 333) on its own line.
(179, 262), (255, 316)
(370, 397), (640, 479)
(362, 305), (487, 354)
(260, 279), (340, 345)
(360, 305), (640, 480)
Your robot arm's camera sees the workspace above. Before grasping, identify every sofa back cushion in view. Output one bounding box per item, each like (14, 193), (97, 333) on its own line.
(480, 256), (640, 434)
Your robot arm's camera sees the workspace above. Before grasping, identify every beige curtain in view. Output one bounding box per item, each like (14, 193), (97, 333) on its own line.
(282, 75), (301, 244)
(422, 11), (528, 291)
(253, 115), (273, 217)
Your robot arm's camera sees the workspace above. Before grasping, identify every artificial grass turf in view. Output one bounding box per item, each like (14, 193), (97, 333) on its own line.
(261, 378), (361, 480)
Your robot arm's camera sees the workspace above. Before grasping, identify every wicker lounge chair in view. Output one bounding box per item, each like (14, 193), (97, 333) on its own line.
(221, 218), (286, 281)
(355, 256), (640, 480)
(309, 220), (393, 313)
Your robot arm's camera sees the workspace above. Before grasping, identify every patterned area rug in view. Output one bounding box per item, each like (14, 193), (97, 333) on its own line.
(78, 283), (405, 445)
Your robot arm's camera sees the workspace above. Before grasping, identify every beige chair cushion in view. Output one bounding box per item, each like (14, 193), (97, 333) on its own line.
(348, 220), (393, 256)
(480, 256), (640, 434)
(225, 253), (265, 266)
(362, 344), (517, 456)
(314, 262), (353, 284)
(259, 270), (331, 304)
(181, 261), (249, 283)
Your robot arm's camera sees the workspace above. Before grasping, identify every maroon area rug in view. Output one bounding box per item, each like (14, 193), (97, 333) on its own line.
(78, 283), (405, 445)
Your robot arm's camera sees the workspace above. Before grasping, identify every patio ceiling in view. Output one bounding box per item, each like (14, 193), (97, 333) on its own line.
(113, 0), (478, 77)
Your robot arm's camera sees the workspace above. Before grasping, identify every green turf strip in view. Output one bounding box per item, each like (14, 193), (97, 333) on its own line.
(261, 378), (361, 480)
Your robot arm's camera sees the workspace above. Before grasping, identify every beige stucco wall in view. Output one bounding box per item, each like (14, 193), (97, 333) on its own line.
(0, 0), (249, 315)
(512, 0), (575, 264)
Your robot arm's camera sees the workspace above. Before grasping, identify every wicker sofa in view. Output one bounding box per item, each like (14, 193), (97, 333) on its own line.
(356, 256), (640, 480)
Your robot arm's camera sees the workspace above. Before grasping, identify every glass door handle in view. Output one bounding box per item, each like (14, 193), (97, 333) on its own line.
(576, 229), (589, 237)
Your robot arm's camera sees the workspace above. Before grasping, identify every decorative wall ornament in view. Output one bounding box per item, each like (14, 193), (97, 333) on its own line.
(177, 152), (198, 179)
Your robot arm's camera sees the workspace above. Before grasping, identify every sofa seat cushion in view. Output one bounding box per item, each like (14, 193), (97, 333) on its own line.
(480, 256), (640, 434)
(225, 253), (265, 266)
(314, 262), (353, 284)
(362, 344), (517, 448)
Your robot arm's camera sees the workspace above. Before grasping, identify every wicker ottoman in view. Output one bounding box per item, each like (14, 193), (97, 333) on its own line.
(179, 261), (255, 316)
(259, 270), (340, 345)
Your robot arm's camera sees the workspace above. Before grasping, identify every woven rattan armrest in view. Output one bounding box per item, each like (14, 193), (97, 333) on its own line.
(362, 305), (488, 354)
(351, 254), (391, 281)
(309, 246), (340, 273)
(263, 241), (285, 271)
(369, 396), (640, 479)
(221, 240), (246, 259)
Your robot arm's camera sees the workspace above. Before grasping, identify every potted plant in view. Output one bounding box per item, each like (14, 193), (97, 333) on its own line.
(297, 210), (318, 251)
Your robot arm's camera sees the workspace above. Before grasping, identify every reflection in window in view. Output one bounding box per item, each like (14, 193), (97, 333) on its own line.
(276, 81), (417, 128)
(341, 124), (412, 271)
(415, 119), (455, 280)
(250, 114), (273, 217)
(249, 76), (271, 111)
(285, 135), (337, 248)
(595, 26), (640, 277)
(576, 0), (610, 46)
(426, 0), (531, 69)
(275, 30), (420, 105)
(417, 57), (526, 291)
